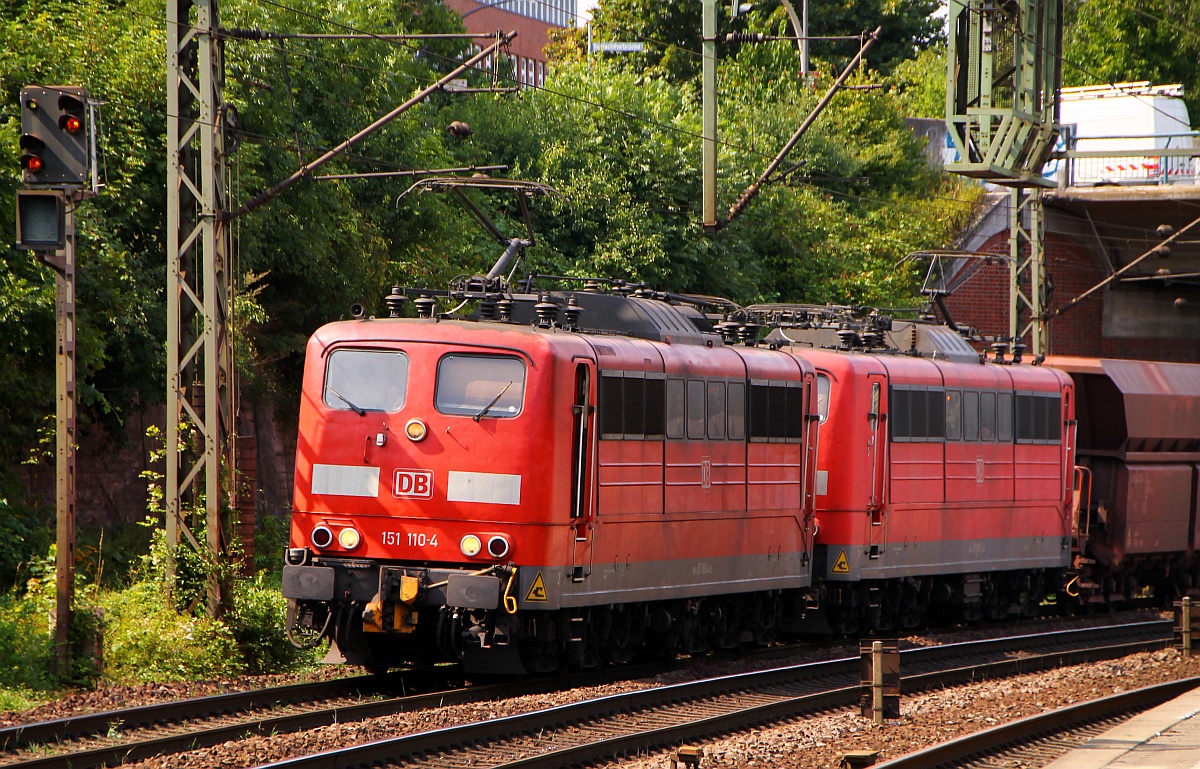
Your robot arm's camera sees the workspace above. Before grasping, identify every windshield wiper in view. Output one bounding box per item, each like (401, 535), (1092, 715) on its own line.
(474, 381), (514, 422)
(328, 388), (367, 417)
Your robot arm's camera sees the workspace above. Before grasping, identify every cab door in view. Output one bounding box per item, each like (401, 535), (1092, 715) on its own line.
(570, 361), (596, 582)
(866, 375), (888, 558)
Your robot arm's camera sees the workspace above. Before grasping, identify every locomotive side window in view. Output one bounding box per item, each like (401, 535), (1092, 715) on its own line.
(890, 387), (946, 442)
(890, 389), (911, 438)
(979, 392), (997, 441)
(816, 375), (830, 423)
(962, 391), (979, 441)
(435, 354), (525, 418)
(599, 371), (666, 439)
(644, 377), (666, 438)
(997, 393), (1013, 441)
(324, 349), (409, 413)
(666, 378), (686, 439)
(687, 379), (706, 440)
(728, 382), (746, 440)
(1015, 392), (1062, 443)
(622, 375), (647, 437)
(945, 390), (962, 440)
(707, 382), (727, 439)
(600, 373), (624, 436)
(748, 382), (804, 443)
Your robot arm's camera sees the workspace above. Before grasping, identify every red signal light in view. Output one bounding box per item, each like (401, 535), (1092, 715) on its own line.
(60, 115), (82, 134)
(23, 155), (44, 173)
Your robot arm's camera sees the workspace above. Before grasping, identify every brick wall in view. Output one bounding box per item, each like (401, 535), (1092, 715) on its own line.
(445, 0), (558, 86)
(943, 227), (1200, 362)
(943, 230), (1107, 357)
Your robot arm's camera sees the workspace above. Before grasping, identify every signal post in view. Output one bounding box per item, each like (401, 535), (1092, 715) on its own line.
(16, 85), (92, 678)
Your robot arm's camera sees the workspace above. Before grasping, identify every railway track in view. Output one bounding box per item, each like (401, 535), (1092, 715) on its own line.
(0, 619), (1172, 769)
(0, 667), (601, 769)
(872, 676), (1200, 769)
(0, 643), (805, 769)
(246, 620), (1174, 769)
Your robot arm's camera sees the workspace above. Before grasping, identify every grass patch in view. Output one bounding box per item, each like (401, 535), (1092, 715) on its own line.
(0, 686), (48, 713)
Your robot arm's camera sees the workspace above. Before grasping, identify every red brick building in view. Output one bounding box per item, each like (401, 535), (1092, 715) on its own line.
(444, 0), (575, 87)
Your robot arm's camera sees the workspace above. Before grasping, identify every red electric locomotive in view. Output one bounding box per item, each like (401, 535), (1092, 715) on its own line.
(762, 310), (1076, 633)
(283, 279), (821, 674)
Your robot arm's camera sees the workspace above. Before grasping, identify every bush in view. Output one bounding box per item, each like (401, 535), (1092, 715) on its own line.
(0, 488), (52, 593)
(100, 582), (245, 683)
(0, 588), (53, 692)
(226, 574), (314, 675)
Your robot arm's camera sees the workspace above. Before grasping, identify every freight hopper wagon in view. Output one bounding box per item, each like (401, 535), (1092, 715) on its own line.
(763, 312), (1076, 633)
(282, 286), (820, 674)
(1048, 357), (1200, 604)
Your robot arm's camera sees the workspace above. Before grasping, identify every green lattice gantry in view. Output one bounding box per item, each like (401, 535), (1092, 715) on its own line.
(946, 0), (1062, 186)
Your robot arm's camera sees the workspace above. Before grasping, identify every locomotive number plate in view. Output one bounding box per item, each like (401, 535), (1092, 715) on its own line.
(382, 531), (440, 547)
(394, 468), (434, 499)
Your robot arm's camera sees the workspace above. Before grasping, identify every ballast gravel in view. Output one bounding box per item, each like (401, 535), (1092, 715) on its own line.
(2, 611), (1190, 769)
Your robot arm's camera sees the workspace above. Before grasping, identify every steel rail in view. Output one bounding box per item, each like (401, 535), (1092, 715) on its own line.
(0, 674), (388, 751)
(487, 633), (1179, 769)
(0, 636), (856, 766)
(254, 621), (1174, 769)
(871, 676), (1200, 769)
(1, 665), (666, 769)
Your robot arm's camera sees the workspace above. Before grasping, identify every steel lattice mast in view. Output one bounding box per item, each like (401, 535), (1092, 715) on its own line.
(166, 0), (234, 616)
(945, 0), (1062, 355)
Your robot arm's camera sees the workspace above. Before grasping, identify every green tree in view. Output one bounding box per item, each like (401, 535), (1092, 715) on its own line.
(1063, 0), (1200, 118)
(584, 0), (943, 81)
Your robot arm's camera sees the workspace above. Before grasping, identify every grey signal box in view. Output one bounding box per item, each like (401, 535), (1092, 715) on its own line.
(19, 85), (89, 187)
(16, 190), (66, 250)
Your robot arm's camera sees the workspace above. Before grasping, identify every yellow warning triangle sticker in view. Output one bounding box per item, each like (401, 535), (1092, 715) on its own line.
(525, 571), (549, 602)
(831, 549), (851, 574)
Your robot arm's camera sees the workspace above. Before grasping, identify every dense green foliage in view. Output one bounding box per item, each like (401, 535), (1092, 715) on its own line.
(584, 0), (943, 80)
(1062, 0), (1200, 119)
(0, 0), (972, 472)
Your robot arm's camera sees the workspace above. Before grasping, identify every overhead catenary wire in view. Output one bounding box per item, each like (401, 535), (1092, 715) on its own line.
(109, 2), (985, 225)
(232, 31), (518, 218)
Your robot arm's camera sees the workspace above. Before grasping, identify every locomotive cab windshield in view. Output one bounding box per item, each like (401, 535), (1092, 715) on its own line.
(435, 354), (526, 418)
(323, 348), (409, 413)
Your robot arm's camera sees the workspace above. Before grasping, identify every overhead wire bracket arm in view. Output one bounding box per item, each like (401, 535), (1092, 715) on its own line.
(1044, 216), (1200, 320)
(453, 186), (509, 246)
(231, 31), (516, 219)
(722, 26), (881, 229)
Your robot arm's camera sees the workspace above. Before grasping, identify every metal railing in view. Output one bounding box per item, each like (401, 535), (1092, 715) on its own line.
(1052, 128), (1200, 187)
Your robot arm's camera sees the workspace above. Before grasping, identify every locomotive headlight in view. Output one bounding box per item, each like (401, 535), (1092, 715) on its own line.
(405, 418), (428, 442)
(338, 527), (362, 550)
(460, 534), (482, 557)
(487, 535), (510, 559)
(311, 525), (334, 549)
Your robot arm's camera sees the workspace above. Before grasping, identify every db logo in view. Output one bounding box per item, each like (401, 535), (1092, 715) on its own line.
(701, 458), (712, 491)
(393, 469), (434, 499)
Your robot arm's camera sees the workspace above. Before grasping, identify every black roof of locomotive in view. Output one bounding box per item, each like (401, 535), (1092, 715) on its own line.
(764, 321), (982, 364)
(465, 290), (722, 346)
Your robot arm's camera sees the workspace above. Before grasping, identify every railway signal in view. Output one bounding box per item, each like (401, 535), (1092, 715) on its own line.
(19, 85), (90, 187)
(15, 190), (66, 250)
(16, 83), (92, 680)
